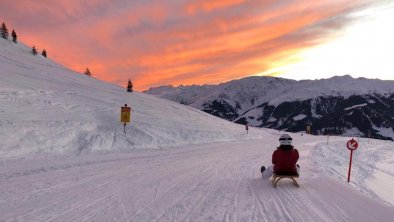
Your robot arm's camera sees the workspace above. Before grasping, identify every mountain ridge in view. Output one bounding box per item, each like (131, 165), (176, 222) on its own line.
(145, 75), (394, 140)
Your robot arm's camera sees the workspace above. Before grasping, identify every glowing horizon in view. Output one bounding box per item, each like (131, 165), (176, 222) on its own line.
(268, 2), (394, 81)
(1, 0), (393, 91)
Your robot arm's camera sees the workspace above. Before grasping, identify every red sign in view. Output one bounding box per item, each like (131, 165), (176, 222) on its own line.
(346, 139), (358, 150)
(346, 138), (359, 183)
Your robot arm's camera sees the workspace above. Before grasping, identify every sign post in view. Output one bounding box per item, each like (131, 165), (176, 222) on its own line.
(306, 125), (311, 134)
(327, 134), (329, 145)
(346, 138), (359, 183)
(120, 104), (131, 133)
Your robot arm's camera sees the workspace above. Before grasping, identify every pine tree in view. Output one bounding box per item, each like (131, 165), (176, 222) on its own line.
(1, 22), (9, 39)
(84, 68), (91, 76)
(11, 30), (17, 43)
(42, 49), (47, 57)
(127, 79), (133, 92)
(32, 46), (37, 55)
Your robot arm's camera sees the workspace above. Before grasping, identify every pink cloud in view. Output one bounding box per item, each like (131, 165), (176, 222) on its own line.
(0, 0), (379, 91)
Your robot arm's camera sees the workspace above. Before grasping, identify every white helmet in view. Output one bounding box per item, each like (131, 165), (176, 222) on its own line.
(279, 134), (292, 145)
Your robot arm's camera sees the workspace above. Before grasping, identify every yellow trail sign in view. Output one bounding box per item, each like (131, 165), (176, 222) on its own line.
(120, 106), (131, 123)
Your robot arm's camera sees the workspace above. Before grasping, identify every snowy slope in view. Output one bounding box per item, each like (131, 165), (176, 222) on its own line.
(0, 38), (263, 159)
(1, 134), (393, 221)
(1, 37), (394, 222)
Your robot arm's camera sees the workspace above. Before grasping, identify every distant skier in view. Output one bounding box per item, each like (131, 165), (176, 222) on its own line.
(261, 134), (299, 178)
(245, 123), (249, 134)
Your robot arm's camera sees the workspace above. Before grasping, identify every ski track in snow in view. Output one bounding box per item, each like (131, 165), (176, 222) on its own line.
(1, 137), (393, 222)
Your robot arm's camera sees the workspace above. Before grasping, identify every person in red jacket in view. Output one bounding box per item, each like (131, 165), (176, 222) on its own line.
(272, 134), (299, 175)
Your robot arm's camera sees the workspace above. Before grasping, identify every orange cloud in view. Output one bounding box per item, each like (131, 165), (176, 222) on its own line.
(0, 0), (379, 91)
(185, 0), (247, 14)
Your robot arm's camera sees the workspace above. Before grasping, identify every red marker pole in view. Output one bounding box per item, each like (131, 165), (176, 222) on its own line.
(347, 150), (353, 183)
(346, 138), (358, 183)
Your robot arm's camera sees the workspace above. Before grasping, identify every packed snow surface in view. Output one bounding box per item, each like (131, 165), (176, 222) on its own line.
(1, 38), (394, 221)
(1, 135), (394, 221)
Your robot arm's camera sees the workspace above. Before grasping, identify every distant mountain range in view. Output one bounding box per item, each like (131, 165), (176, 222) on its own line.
(145, 75), (394, 140)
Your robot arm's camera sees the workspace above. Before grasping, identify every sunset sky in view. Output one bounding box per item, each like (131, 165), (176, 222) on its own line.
(1, 0), (393, 91)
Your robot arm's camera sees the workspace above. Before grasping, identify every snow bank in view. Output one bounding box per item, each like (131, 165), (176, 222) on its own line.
(309, 136), (394, 206)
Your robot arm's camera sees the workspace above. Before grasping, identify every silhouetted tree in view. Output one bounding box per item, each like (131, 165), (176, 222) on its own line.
(11, 29), (17, 43)
(127, 79), (133, 92)
(84, 68), (91, 76)
(32, 46), (37, 55)
(0, 22), (8, 39)
(42, 49), (47, 57)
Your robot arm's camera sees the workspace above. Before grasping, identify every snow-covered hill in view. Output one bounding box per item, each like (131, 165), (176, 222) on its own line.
(0, 38), (263, 159)
(1, 35), (394, 221)
(145, 76), (394, 140)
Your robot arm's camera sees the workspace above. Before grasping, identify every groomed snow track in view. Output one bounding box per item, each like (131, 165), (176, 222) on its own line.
(1, 138), (393, 222)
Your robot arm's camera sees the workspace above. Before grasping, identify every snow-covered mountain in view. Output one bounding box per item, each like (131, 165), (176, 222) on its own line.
(0, 37), (264, 159)
(145, 76), (394, 140)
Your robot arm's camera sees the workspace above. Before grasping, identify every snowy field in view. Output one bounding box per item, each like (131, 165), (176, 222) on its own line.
(1, 38), (394, 221)
(1, 135), (394, 221)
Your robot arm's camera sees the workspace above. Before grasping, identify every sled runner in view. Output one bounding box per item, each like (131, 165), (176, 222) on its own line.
(272, 173), (300, 188)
